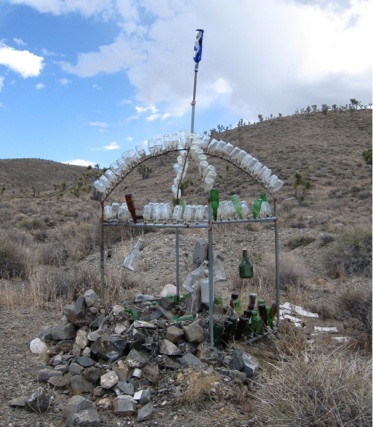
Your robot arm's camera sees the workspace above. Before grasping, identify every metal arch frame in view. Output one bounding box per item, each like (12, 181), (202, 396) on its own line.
(98, 146), (281, 346)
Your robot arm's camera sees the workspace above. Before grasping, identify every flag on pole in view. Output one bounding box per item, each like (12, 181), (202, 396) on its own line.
(193, 29), (204, 63)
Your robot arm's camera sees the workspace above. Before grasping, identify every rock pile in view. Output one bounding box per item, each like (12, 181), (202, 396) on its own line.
(20, 289), (259, 425)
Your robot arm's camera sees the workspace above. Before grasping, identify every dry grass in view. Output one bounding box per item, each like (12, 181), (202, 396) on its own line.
(253, 334), (372, 426)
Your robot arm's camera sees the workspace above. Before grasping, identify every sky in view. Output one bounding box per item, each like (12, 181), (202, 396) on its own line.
(0, 0), (372, 168)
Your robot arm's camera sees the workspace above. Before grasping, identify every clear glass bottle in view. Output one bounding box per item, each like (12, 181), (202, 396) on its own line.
(239, 249), (253, 279)
(123, 239), (145, 271)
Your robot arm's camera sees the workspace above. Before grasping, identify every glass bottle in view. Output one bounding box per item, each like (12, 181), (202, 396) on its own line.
(210, 189), (219, 221)
(239, 249), (253, 279)
(230, 194), (243, 219)
(248, 293), (257, 311)
(125, 194), (137, 223)
(123, 238), (145, 271)
(258, 299), (268, 328)
(235, 316), (248, 340)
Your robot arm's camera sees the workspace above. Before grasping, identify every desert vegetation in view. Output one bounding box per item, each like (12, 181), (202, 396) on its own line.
(0, 106), (371, 425)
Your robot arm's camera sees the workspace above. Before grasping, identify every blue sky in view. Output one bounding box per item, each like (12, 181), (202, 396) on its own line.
(0, 0), (371, 167)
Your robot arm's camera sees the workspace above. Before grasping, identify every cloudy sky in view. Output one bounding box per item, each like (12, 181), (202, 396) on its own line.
(0, 0), (371, 167)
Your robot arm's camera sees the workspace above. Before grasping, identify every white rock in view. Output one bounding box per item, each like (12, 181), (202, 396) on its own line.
(30, 338), (48, 354)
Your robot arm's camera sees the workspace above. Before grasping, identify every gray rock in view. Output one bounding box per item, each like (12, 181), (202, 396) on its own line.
(156, 354), (180, 370)
(182, 321), (205, 343)
(142, 364), (160, 384)
(76, 356), (95, 367)
(68, 362), (84, 376)
(75, 327), (89, 349)
(70, 374), (94, 394)
(178, 352), (203, 367)
(137, 402), (154, 422)
(133, 389), (151, 404)
(66, 408), (100, 427)
(113, 395), (136, 416)
(48, 374), (71, 388)
(83, 366), (104, 385)
(160, 339), (182, 356)
(215, 367), (247, 383)
(112, 360), (129, 382)
(90, 335), (128, 362)
(36, 368), (62, 383)
(25, 388), (50, 413)
(51, 323), (76, 341)
(62, 396), (94, 417)
(126, 348), (150, 368)
(84, 289), (98, 307)
(230, 350), (258, 379)
(8, 396), (26, 407)
(166, 325), (184, 343)
(100, 370), (119, 389)
(116, 381), (135, 395)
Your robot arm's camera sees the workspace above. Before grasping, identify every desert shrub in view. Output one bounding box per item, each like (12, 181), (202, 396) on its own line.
(337, 280), (372, 349)
(322, 226), (372, 278)
(0, 237), (28, 279)
(362, 147), (372, 165)
(18, 217), (45, 231)
(285, 234), (315, 250)
(38, 242), (69, 267)
(254, 343), (372, 426)
(179, 370), (220, 407)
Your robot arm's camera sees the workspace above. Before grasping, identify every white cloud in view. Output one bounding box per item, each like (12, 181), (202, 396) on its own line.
(0, 42), (44, 78)
(13, 38), (26, 46)
(89, 121), (109, 129)
(59, 77), (70, 86)
(62, 159), (95, 167)
(35, 82), (44, 89)
(0, 76), (4, 92)
(103, 141), (120, 150)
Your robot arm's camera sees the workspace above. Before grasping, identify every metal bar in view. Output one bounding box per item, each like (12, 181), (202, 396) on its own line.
(274, 197), (280, 327)
(191, 62), (199, 133)
(207, 197), (214, 347)
(99, 202), (105, 299)
(175, 228), (180, 299)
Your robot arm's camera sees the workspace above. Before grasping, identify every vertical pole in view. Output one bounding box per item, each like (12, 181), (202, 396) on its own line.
(175, 228), (180, 299)
(207, 198), (214, 346)
(99, 202), (105, 300)
(190, 62), (199, 133)
(273, 198), (280, 327)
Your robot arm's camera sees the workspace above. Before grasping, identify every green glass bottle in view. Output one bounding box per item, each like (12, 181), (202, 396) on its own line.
(210, 189), (219, 221)
(230, 194), (243, 219)
(239, 249), (253, 279)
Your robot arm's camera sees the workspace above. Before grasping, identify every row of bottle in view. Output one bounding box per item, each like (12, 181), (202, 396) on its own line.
(94, 131), (208, 194)
(214, 293), (278, 347)
(103, 195), (271, 224)
(93, 130), (284, 196)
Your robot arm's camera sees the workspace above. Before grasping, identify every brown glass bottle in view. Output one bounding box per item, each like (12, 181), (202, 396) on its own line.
(125, 194), (137, 223)
(258, 299), (268, 327)
(248, 293), (257, 311)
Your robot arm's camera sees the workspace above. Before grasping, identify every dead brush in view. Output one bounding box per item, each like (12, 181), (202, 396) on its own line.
(179, 370), (221, 407)
(252, 334), (372, 427)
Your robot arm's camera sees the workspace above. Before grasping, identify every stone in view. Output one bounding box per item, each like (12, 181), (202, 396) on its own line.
(9, 396), (26, 407)
(160, 339), (182, 356)
(126, 348), (151, 368)
(133, 320), (156, 329)
(142, 364), (160, 384)
(36, 368), (62, 383)
(96, 397), (112, 410)
(130, 329), (147, 350)
(156, 355), (180, 370)
(62, 396), (94, 417)
(159, 297), (175, 311)
(70, 375), (94, 394)
(133, 389), (151, 404)
(160, 284), (177, 297)
(25, 388), (50, 413)
(48, 374), (71, 388)
(76, 356), (95, 367)
(114, 322), (127, 335)
(166, 325), (184, 343)
(90, 335), (128, 362)
(182, 321), (205, 343)
(100, 370), (119, 389)
(90, 313), (106, 331)
(39, 325), (54, 342)
(113, 360), (129, 382)
(112, 305), (125, 315)
(116, 381), (135, 395)
(230, 350), (258, 379)
(83, 366), (104, 385)
(65, 296), (88, 326)
(137, 402), (154, 422)
(215, 367), (247, 383)
(84, 289), (98, 307)
(65, 408), (100, 427)
(69, 363), (84, 376)
(113, 395), (136, 416)
(51, 323), (76, 341)
(30, 338), (48, 354)
(75, 327), (89, 349)
(178, 352), (203, 367)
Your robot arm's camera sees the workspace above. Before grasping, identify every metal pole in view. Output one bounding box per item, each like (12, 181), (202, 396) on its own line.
(207, 197), (214, 347)
(175, 228), (180, 299)
(99, 202), (105, 300)
(190, 62), (199, 133)
(274, 198), (280, 327)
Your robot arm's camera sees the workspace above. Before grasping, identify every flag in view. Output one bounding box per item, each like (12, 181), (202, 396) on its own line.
(193, 29), (204, 63)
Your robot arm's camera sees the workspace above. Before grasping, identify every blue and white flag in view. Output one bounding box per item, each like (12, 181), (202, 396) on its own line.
(193, 29), (204, 63)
